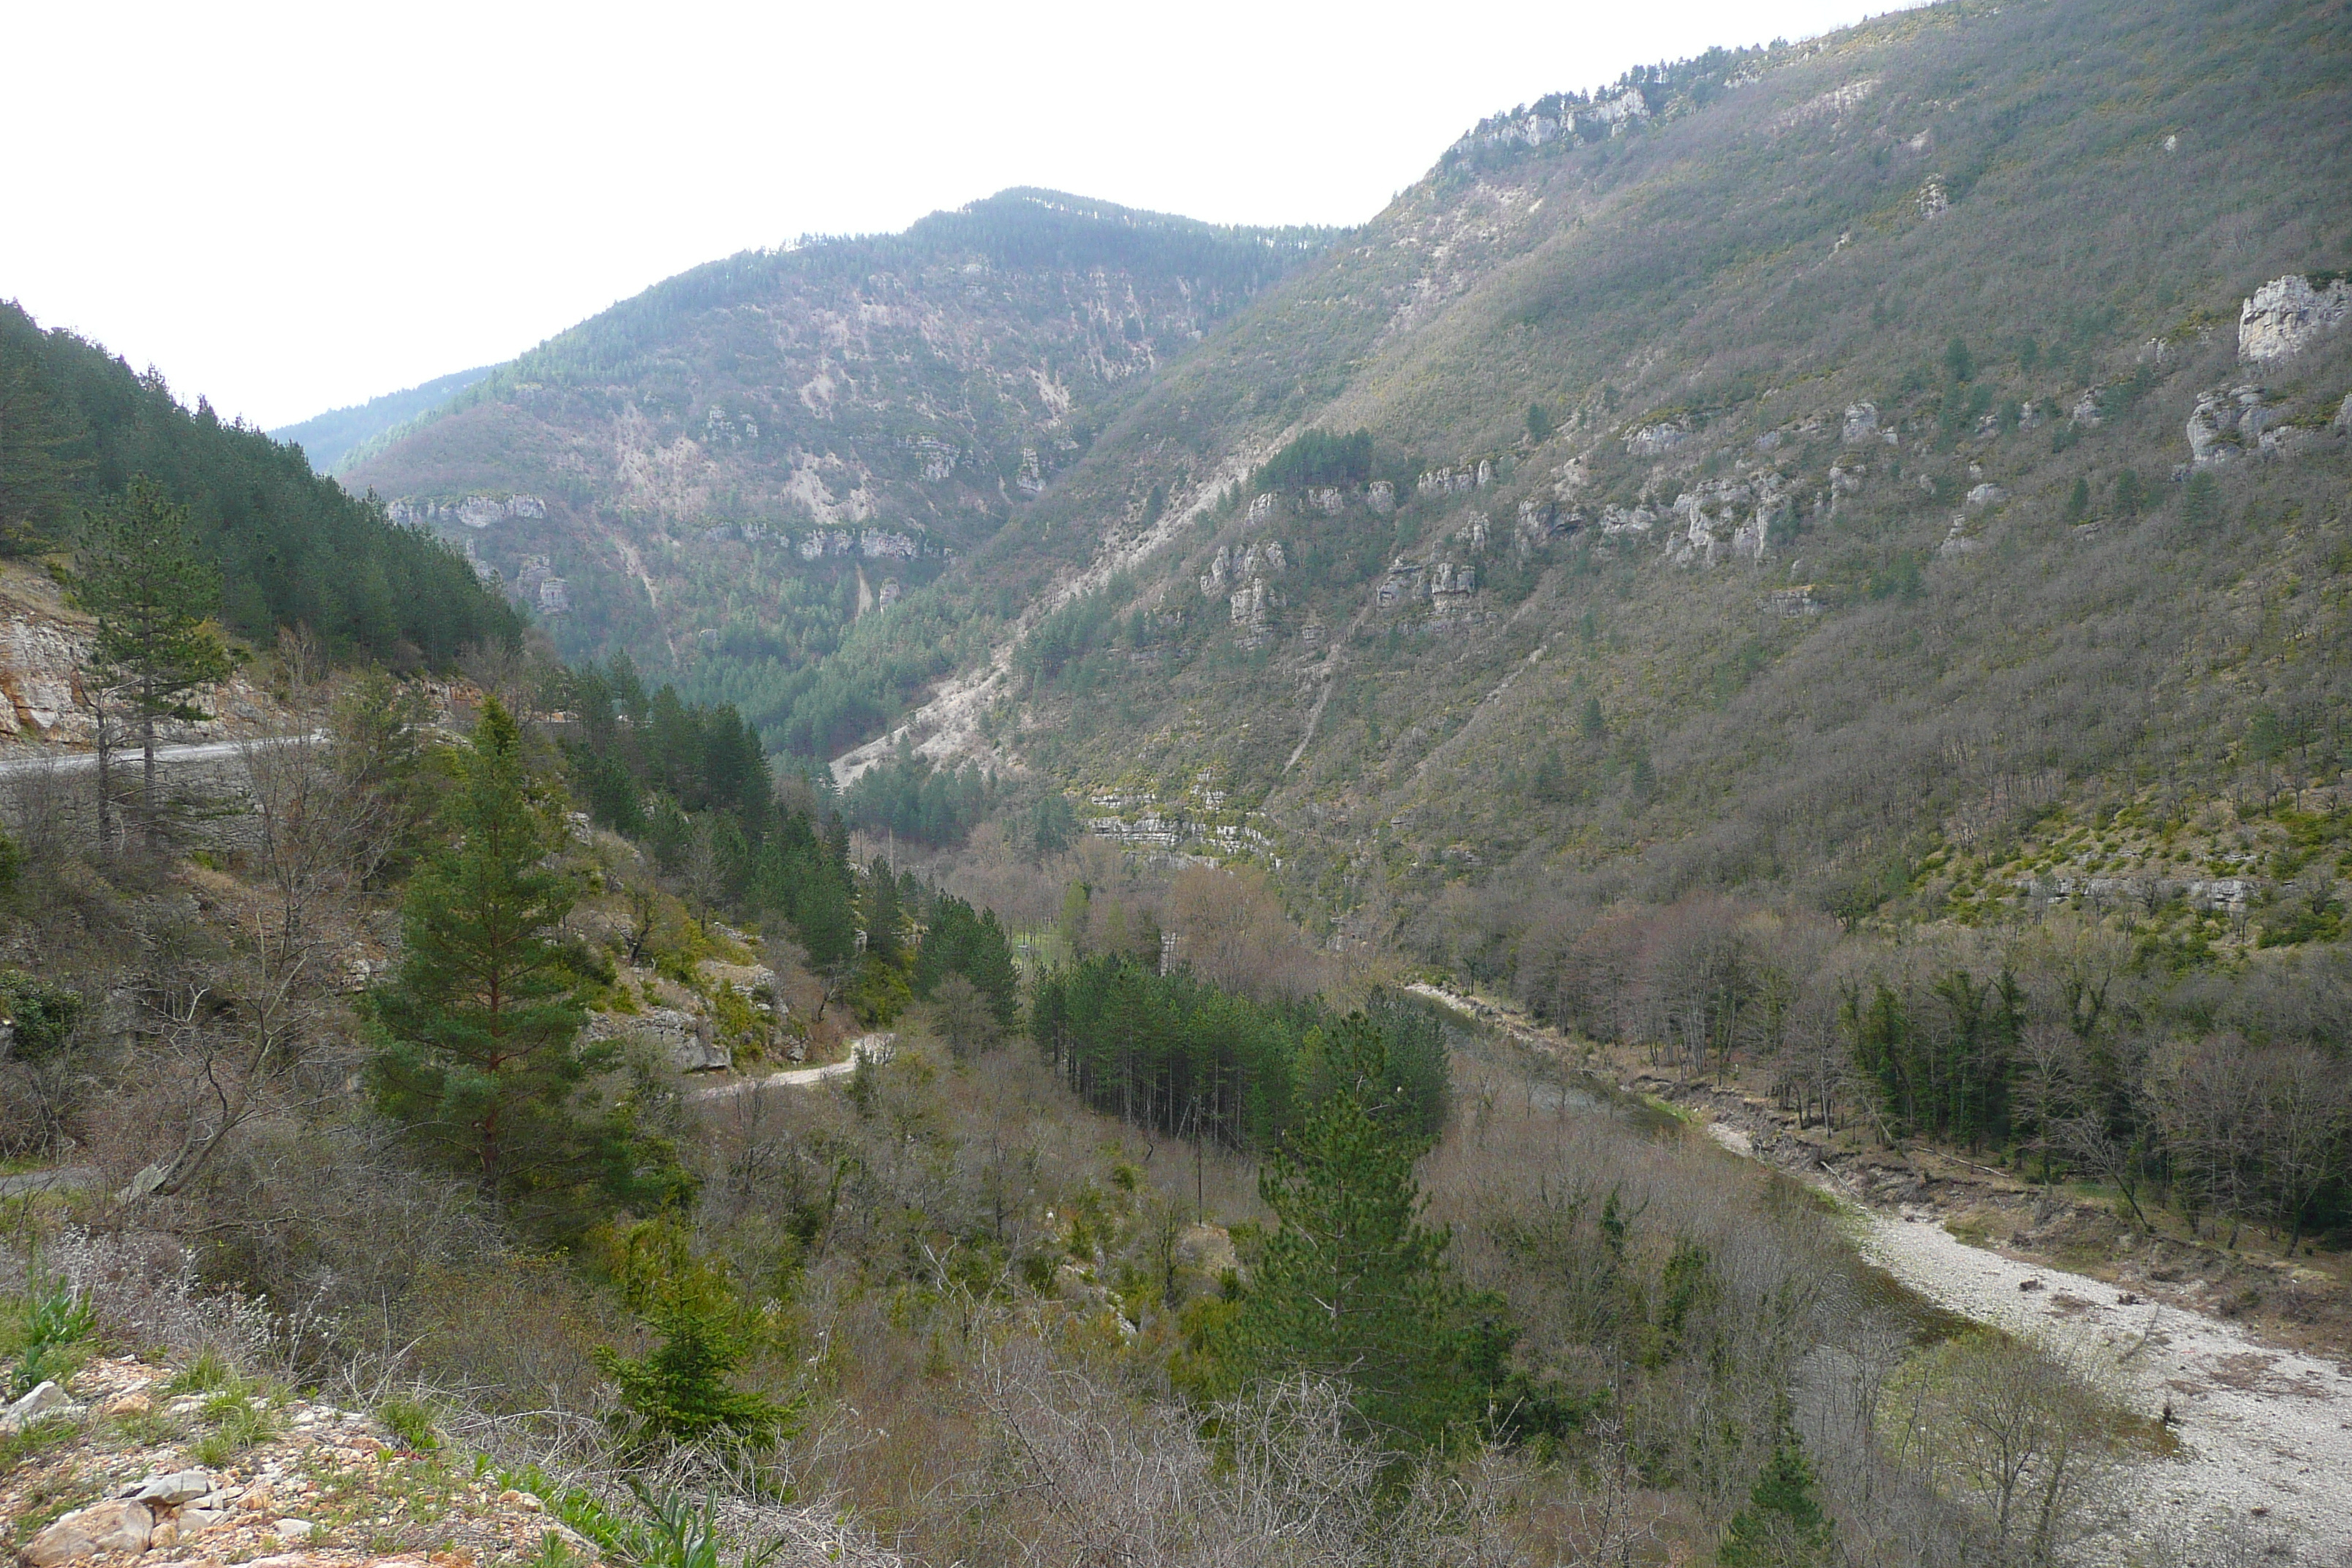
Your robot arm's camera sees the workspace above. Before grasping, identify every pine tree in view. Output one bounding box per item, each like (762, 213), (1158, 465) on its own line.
(70, 476), (235, 840)
(593, 1295), (797, 1448)
(369, 699), (668, 1232)
(2064, 477), (2092, 523)
(1719, 1425), (1834, 1567)
(1224, 1015), (1504, 1445)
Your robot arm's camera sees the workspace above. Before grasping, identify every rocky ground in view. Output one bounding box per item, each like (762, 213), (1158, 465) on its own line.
(1, 1357), (598, 1568)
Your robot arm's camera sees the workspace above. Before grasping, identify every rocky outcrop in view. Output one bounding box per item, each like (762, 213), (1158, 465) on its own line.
(1451, 86), (1652, 158)
(588, 1006), (727, 1072)
(384, 494), (546, 529)
(2186, 385), (2295, 468)
(1624, 423), (1688, 458)
(1598, 503), (1657, 538)
(1663, 472), (1789, 567)
(1417, 461), (1492, 496)
(2238, 273), (2352, 362)
(514, 557), (568, 616)
(1841, 402), (1879, 444)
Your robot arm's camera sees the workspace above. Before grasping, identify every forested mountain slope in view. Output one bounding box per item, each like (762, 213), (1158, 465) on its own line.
(344, 191), (1331, 729)
(0, 301), (517, 668)
(813, 0), (2352, 957)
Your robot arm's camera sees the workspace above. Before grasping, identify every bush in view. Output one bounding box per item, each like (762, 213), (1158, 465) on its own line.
(7, 1258), (96, 1398)
(0, 971), (83, 1061)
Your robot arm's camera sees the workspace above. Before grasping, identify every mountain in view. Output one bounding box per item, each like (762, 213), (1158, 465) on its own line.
(343, 190), (1333, 721)
(268, 365), (494, 476)
(792, 0), (2352, 960)
(0, 301), (519, 668)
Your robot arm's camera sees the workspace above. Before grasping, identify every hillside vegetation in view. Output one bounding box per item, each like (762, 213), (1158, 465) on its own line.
(802, 0), (2350, 938)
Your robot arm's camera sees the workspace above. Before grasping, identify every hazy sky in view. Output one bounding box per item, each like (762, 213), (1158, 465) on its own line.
(6, 0), (1894, 430)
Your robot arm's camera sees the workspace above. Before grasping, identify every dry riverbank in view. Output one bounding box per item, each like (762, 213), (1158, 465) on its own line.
(1409, 982), (2352, 1561)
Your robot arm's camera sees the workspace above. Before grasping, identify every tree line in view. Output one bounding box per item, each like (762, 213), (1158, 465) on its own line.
(1032, 960), (1449, 1151)
(1509, 894), (2352, 1251)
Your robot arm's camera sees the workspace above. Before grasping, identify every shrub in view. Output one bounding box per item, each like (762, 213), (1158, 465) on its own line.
(592, 1294), (799, 1449)
(376, 1396), (442, 1451)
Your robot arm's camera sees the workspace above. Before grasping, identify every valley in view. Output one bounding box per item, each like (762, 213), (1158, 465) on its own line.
(3, 0), (2350, 1565)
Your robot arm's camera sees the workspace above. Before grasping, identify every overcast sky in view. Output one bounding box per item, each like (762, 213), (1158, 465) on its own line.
(6, 0), (1895, 431)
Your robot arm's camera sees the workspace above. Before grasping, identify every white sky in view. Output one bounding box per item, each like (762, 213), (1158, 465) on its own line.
(5, 0), (1891, 431)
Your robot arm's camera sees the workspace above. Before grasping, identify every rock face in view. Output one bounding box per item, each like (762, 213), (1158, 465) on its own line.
(2238, 273), (2352, 361)
(0, 616), (88, 740)
(1841, 402), (1879, 443)
(1624, 423), (1688, 458)
(589, 1006), (727, 1072)
(1662, 472), (1789, 567)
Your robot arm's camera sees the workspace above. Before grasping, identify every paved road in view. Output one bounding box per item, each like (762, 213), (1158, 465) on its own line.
(687, 1033), (894, 1102)
(0, 1166), (98, 1197)
(0, 736), (315, 777)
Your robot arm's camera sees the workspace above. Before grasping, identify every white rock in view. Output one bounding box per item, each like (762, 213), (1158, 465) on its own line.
(2238, 273), (2352, 362)
(1964, 483), (2006, 508)
(129, 1469), (216, 1506)
(1624, 423), (1688, 457)
(0, 1379), (71, 1431)
(276, 1518), (318, 1540)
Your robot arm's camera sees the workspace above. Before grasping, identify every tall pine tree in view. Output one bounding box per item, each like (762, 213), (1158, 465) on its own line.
(1216, 1014), (1504, 1446)
(369, 699), (679, 1234)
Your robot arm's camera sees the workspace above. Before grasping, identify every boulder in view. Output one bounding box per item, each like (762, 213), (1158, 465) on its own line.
(23, 1500), (152, 1566)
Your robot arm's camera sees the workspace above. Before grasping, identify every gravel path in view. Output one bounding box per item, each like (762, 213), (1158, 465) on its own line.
(686, 1033), (893, 1102)
(1707, 1123), (2352, 1561)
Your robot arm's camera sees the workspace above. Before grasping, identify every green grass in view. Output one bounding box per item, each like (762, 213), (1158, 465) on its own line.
(0, 1415), (83, 1481)
(186, 1368), (284, 1466)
